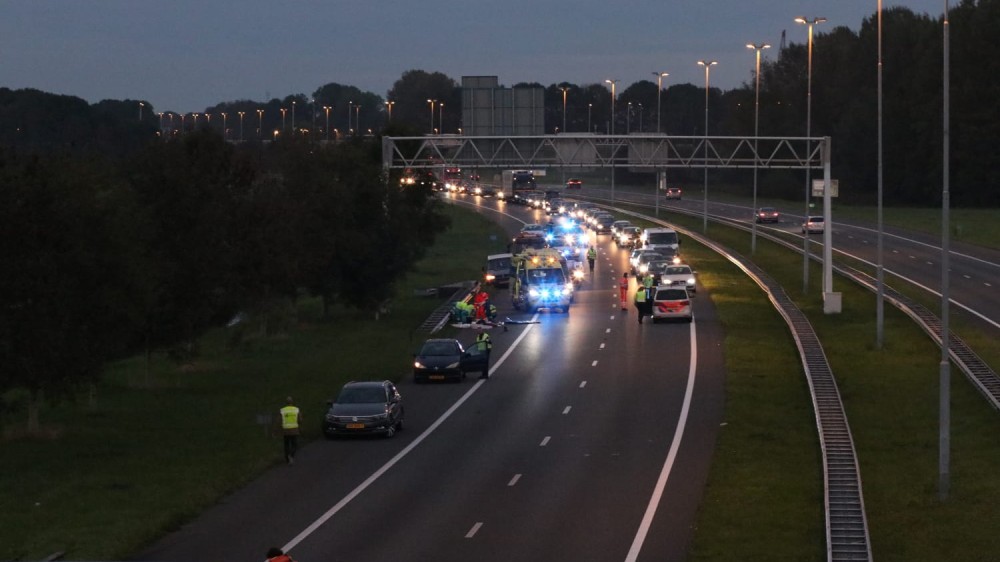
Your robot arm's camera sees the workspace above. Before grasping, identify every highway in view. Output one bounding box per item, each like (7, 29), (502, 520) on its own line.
(138, 195), (727, 561)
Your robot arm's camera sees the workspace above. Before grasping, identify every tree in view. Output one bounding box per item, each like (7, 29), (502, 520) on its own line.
(0, 151), (144, 431)
(385, 70), (459, 133)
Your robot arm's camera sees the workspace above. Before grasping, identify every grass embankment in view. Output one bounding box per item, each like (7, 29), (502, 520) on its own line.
(0, 204), (509, 560)
(624, 208), (1000, 561)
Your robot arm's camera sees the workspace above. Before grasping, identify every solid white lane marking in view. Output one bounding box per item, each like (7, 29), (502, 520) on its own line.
(592, 360), (598, 367)
(926, 261), (934, 265)
(508, 474), (522, 487)
(540, 436), (551, 446)
(466, 522), (483, 538)
(281, 312), (540, 553)
(580, 381), (587, 388)
(625, 317), (699, 561)
(600, 343), (606, 349)
(910, 255), (917, 259)
(562, 406), (572, 415)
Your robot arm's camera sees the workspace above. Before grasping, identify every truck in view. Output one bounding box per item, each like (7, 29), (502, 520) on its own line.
(511, 248), (574, 313)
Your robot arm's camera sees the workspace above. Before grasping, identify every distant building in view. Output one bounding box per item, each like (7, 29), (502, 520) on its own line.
(461, 76), (544, 136)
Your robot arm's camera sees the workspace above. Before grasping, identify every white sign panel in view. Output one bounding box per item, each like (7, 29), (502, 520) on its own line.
(812, 179), (839, 197)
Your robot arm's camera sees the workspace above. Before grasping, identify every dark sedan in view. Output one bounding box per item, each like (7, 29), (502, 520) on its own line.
(323, 380), (404, 438)
(413, 338), (487, 382)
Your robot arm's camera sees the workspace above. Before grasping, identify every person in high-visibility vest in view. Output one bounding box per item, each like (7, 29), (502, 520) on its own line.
(587, 246), (597, 272)
(642, 272), (655, 300)
(634, 283), (649, 324)
(619, 272), (629, 311)
(279, 397), (302, 465)
(475, 331), (493, 379)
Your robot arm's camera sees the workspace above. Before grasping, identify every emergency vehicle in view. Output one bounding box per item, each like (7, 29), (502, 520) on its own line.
(511, 248), (574, 313)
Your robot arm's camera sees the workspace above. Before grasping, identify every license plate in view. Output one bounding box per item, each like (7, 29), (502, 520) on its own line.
(346, 423), (365, 429)
(430, 375), (445, 380)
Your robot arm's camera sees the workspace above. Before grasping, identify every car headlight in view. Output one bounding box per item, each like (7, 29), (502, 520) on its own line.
(485, 274), (496, 282)
(573, 269), (584, 280)
(672, 256), (681, 265)
(529, 288), (540, 297)
(474, 187), (482, 195)
(564, 283), (574, 294)
(414, 361), (424, 369)
(639, 264), (649, 274)
(686, 278), (696, 285)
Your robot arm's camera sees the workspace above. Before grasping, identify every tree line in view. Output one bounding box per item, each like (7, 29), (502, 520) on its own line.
(0, 124), (449, 431)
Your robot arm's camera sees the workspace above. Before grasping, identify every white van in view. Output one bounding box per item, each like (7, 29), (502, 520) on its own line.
(642, 227), (681, 254)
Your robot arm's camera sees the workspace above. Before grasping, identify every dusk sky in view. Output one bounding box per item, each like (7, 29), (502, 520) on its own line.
(3, 1), (944, 114)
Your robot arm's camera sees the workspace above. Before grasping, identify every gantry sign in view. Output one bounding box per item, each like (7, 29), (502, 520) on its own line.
(383, 133), (840, 313)
(381, 133), (829, 172)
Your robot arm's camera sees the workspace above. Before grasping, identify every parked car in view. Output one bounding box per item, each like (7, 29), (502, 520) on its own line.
(323, 380), (404, 438)
(413, 338), (487, 382)
(651, 286), (693, 322)
(756, 207), (781, 223)
(616, 226), (642, 248)
(610, 220), (632, 236)
(802, 215), (825, 234)
(636, 252), (666, 275)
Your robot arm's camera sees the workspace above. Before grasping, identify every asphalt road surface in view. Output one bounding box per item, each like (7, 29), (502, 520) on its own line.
(137, 194), (727, 562)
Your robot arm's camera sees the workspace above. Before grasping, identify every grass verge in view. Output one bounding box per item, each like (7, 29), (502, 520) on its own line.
(0, 204), (509, 560)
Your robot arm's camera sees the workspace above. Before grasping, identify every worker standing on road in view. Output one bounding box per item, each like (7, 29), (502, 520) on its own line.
(634, 283), (649, 324)
(642, 271), (655, 300)
(587, 246), (597, 273)
(619, 272), (629, 311)
(475, 331), (493, 379)
(473, 289), (489, 322)
(279, 397), (302, 465)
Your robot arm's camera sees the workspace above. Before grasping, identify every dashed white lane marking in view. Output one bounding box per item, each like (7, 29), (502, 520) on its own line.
(540, 436), (551, 446)
(892, 249), (899, 254)
(910, 255), (917, 259)
(986, 282), (993, 287)
(508, 474), (522, 487)
(964, 274), (971, 279)
(600, 343), (606, 349)
(562, 406), (572, 415)
(580, 381), (587, 388)
(926, 261), (934, 265)
(606, 328), (611, 333)
(466, 522), (483, 538)
(592, 360), (599, 367)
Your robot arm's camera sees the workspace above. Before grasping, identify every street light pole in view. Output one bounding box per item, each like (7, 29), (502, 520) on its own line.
(560, 86), (569, 133)
(238, 111), (245, 141)
(291, 101), (296, 133)
(748, 43), (771, 254)
(427, 99), (436, 134)
(939, 0), (952, 503)
(605, 79), (619, 204)
(221, 113), (228, 140)
(355, 104), (362, 135)
(280, 108), (287, 132)
(257, 109), (264, 139)
(627, 101), (632, 134)
(439, 102), (444, 133)
(697, 60), (718, 232)
(324, 106), (331, 141)
(384, 100), (394, 124)
(138, 102), (145, 121)
(588, 103), (592, 133)
(652, 72), (669, 133)
(638, 103), (643, 133)
(796, 16), (827, 292)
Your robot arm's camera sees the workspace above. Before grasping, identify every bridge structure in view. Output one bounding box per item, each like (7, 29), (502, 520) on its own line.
(383, 133), (840, 313)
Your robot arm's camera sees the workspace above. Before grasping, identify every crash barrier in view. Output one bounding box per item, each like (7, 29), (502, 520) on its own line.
(415, 281), (481, 334)
(586, 199), (873, 562)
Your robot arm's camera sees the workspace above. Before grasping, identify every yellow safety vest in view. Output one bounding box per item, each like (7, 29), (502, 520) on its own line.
(280, 405), (300, 430)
